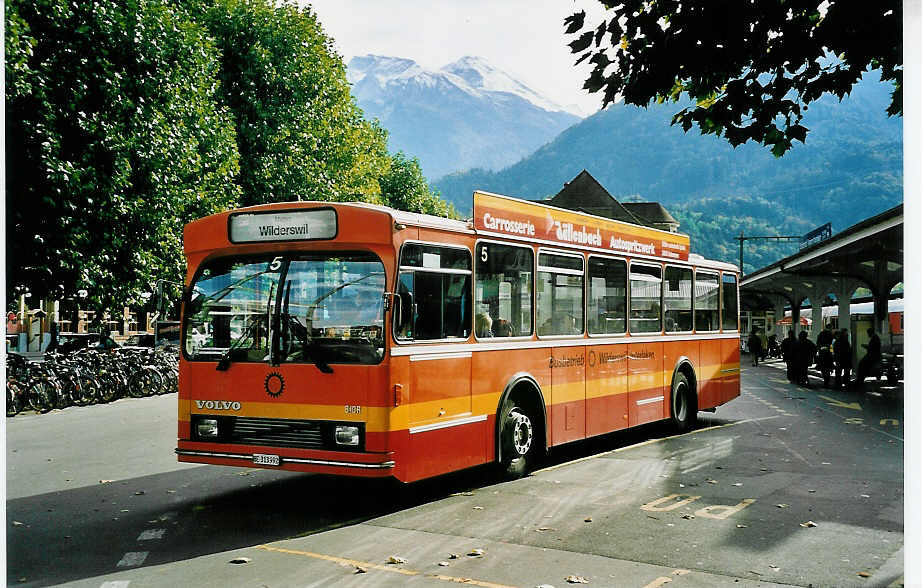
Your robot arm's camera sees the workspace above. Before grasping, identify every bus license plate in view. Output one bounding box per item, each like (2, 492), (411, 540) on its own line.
(253, 454), (280, 466)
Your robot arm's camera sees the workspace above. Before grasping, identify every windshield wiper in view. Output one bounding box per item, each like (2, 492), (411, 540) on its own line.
(214, 316), (261, 371)
(277, 280), (334, 373)
(216, 282), (276, 371)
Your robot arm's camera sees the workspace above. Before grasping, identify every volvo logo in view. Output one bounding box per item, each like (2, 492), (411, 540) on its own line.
(194, 400), (241, 411)
(265, 372), (285, 398)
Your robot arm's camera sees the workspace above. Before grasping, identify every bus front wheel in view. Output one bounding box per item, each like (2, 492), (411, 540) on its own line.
(499, 399), (535, 479)
(670, 372), (697, 433)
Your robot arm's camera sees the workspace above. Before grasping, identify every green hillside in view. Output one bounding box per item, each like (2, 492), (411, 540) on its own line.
(432, 72), (901, 274)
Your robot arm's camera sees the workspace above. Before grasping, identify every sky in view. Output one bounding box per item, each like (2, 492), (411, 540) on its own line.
(305, 0), (609, 117)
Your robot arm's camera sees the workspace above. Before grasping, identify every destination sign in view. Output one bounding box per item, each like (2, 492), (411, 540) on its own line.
(228, 208), (337, 243)
(473, 191), (689, 261)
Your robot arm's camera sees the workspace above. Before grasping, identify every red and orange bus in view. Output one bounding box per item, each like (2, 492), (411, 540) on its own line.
(176, 191), (740, 482)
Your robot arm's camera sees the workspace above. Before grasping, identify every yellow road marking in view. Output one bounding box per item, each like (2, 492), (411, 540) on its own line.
(256, 545), (517, 588)
(426, 573), (519, 587)
(256, 545), (418, 576)
(642, 577), (673, 588)
(880, 418), (899, 426)
(818, 395), (862, 411)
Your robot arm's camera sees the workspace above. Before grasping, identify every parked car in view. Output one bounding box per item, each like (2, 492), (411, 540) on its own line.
(57, 332), (120, 353)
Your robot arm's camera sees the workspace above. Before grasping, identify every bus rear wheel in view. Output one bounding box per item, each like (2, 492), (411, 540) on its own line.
(499, 399), (535, 480)
(670, 372), (697, 433)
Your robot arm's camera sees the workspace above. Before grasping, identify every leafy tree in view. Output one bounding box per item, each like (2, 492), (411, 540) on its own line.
(5, 0), (240, 316)
(192, 0), (392, 206)
(380, 152), (459, 218)
(565, 1), (901, 156)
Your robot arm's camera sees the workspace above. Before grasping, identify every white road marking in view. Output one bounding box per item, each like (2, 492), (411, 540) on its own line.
(117, 552), (148, 567)
(100, 582), (131, 588)
(137, 529), (166, 541)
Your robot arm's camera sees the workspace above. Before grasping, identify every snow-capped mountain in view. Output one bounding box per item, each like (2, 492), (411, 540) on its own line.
(348, 55), (581, 179)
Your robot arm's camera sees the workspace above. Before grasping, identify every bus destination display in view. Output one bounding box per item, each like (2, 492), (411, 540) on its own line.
(228, 208), (337, 243)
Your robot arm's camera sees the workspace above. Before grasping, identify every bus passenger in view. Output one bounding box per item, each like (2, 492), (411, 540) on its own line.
(475, 312), (493, 338)
(493, 318), (513, 337)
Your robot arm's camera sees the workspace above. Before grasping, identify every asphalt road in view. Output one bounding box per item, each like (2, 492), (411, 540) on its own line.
(5, 360), (905, 587)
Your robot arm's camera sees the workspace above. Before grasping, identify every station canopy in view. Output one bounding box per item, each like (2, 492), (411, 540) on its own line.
(740, 205), (903, 311)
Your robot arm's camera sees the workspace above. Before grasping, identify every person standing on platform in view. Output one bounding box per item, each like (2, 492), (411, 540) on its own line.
(815, 326), (834, 387)
(748, 328), (763, 367)
(855, 327), (882, 387)
(780, 330), (796, 382)
(833, 328), (852, 389)
(796, 331), (816, 387)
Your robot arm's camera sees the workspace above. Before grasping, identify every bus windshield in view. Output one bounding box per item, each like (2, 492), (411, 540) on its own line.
(184, 252), (386, 366)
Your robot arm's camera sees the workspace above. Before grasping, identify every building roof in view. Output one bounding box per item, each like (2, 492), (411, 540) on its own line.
(622, 202), (678, 226)
(534, 170), (679, 232)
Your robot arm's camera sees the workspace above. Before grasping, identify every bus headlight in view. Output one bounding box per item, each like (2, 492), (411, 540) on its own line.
(334, 425), (360, 446)
(197, 418), (219, 438)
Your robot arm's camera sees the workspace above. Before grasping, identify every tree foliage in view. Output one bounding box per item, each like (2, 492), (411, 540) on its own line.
(565, 1), (902, 156)
(6, 0), (454, 314)
(380, 152), (459, 218)
(5, 0), (240, 314)
(192, 0), (391, 206)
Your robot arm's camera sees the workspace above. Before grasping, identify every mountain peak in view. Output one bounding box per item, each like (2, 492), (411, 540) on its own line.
(441, 56), (571, 114)
(347, 55), (421, 84)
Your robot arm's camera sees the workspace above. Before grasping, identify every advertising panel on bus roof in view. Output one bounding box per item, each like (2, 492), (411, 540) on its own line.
(473, 191), (689, 261)
(228, 208), (337, 243)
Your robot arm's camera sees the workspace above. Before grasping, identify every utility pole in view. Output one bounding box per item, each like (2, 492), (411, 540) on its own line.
(735, 231), (801, 275)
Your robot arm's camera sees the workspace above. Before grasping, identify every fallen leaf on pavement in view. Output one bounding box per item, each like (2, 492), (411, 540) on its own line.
(857, 571), (871, 578)
(387, 556), (408, 565)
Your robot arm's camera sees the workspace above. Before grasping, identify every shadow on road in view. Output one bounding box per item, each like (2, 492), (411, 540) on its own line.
(6, 417), (732, 587)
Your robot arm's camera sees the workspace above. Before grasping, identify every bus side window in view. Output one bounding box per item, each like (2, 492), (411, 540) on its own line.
(588, 256), (626, 335)
(695, 271), (720, 332)
(664, 265), (693, 332)
(395, 244), (472, 341)
(721, 273), (739, 331)
(475, 243), (534, 339)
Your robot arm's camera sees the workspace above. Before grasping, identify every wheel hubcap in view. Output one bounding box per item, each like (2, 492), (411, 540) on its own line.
(511, 411), (533, 456)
